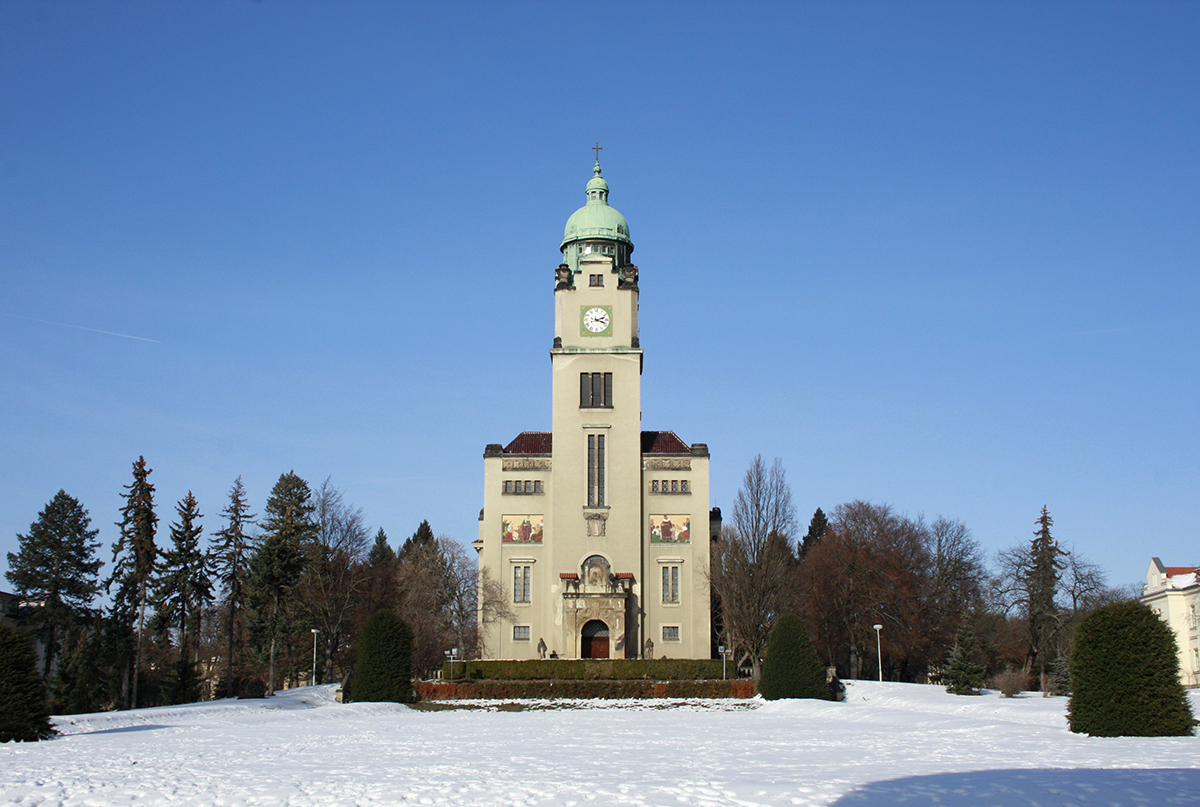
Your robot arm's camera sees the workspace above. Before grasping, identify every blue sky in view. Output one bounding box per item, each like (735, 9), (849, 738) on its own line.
(2, 1), (1197, 591)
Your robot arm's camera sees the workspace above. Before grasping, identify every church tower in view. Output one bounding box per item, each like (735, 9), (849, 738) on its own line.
(477, 155), (712, 661)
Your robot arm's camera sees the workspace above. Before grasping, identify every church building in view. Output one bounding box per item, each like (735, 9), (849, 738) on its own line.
(475, 155), (714, 660)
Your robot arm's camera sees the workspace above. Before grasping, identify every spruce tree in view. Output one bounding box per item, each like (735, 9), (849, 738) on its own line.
(5, 490), (103, 679)
(400, 520), (435, 556)
(1050, 652), (1071, 696)
(350, 610), (415, 704)
(368, 528), (396, 567)
(211, 477), (255, 698)
(1068, 601), (1194, 736)
(799, 507), (828, 558)
(0, 622), (55, 741)
(248, 471), (314, 694)
(49, 619), (107, 714)
(107, 456), (158, 709)
(1026, 506), (1067, 693)
(943, 616), (985, 695)
(153, 492), (212, 704)
(759, 614), (827, 700)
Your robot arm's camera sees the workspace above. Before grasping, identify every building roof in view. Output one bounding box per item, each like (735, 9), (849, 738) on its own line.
(1165, 567), (1197, 577)
(504, 432), (552, 454)
(641, 430), (690, 454)
(561, 161), (632, 250)
(504, 430), (692, 455)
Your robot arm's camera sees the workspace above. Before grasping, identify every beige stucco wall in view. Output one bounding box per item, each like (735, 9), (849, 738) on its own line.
(1142, 558), (1200, 688)
(477, 251), (711, 660)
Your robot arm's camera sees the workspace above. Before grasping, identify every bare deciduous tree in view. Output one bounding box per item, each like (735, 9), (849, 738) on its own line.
(709, 455), (797, 679)
(395, 533), (479, 677)
(297, 478), (369, 684)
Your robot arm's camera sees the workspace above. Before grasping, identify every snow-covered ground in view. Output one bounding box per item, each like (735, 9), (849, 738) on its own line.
(3, 682), (1198, 806)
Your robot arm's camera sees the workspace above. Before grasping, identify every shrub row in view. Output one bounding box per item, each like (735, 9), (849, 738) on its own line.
(442, 658), (727, 681)
(417, 679), (757, 700)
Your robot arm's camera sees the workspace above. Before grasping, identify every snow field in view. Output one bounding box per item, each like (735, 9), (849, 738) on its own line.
(1, 682), (1198, 806)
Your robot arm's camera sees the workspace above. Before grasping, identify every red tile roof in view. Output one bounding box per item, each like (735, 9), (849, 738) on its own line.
(614, 572), (634, 579)
(1165, 567), (1197, 576)
(641, 430), (690, 454)
(559, 572), (579, 580)
(505, 432), (552, 454)
(504, 430), (691, 455)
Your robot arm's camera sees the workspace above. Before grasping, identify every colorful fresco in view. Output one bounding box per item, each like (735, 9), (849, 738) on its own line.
(501, 515), (544, 544)
(650, 515), (690, 544)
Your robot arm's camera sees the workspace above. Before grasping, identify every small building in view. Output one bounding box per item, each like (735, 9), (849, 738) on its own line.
(1141, 558), (1200, 688)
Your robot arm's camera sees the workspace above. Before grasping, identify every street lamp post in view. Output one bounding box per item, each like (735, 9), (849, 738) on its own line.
(872, 624), (883, 682)
(719, 645), (733, 680)
(311, 628), (320, 686)
(444, 647), (459, 682)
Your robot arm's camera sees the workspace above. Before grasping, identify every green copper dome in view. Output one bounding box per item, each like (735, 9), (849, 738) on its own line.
(560, 161), (632, 251)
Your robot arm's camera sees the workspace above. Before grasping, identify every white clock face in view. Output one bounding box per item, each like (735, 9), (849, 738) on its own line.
(583, 307), (610, 333)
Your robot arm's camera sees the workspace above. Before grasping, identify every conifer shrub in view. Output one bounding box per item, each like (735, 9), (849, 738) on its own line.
(0, 623), (55, 742)
(351, 610), (415, 704)
(943, 617), (985, 696)
(758, 614), (827, 700)
(1068, 601), (1194, 737)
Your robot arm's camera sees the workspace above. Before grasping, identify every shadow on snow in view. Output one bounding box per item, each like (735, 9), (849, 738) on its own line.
(831, 767), (1200, 807)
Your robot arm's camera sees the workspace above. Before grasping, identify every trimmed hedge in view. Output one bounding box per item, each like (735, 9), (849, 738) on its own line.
(1068, 601), (1195, 737)
(417, 679), (757, 700)
(759, 615), (827, 700)
(443, 658), (726, 681)
(350, 610), (415, 704)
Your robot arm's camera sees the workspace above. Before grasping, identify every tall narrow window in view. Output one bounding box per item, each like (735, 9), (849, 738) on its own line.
(662, 565), (679, 604)
(513, 566), (531, 603)
(587, 434), (605, 506)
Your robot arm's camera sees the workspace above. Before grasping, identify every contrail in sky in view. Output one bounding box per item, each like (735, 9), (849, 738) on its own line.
(3, 313), (161, 343)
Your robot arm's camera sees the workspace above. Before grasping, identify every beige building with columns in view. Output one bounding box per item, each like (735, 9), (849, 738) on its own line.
(475, 158), (715, 661)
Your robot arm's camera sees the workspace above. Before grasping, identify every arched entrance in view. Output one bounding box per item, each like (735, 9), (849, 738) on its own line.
(581, 619), (610, 659)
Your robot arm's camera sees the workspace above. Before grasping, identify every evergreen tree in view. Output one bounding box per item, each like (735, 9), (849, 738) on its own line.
(350, 610), (414, 704)
(1050, 652), (1071, 696)
(5, 490), (102, 679)
(49, 619), (107, 714)
(400, 520), (435, 556)
(360, 528), (399, 625)
(1068, 601), (1194, 736)
(943, 616), (985, 695)
(759, 614), (827, 700)
(368, 528), (396, 567)
(799, 507), (828, 558)
(152, 492), (212, 704)
(1026, 506), (1067, 692)
(211, 477), (255, 699)
(248, 471), (315, 694)
(106, 456), (158, 709)
(0, 622), (55, 741)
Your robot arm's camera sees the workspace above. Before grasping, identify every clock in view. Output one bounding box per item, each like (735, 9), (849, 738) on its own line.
(581, 306), (612, 335)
